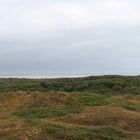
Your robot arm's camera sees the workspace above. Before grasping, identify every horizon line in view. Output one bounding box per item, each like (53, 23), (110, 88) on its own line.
(0, 74), (140, 79)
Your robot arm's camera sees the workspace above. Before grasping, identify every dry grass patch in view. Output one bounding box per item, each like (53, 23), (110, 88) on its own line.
(62, 106), (140, 132)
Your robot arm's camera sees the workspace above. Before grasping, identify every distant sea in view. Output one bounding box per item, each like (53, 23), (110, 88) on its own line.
(0, 73), (139, 79)
(0, 74), (90, 79)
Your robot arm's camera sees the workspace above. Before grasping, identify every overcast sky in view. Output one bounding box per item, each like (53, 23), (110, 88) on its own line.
(0, 0), (140, 77)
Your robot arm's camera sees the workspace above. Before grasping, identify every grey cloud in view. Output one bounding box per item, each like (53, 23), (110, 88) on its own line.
(0, 0), (140, 76)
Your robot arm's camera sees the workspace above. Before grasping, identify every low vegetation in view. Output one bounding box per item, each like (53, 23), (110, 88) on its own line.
(0, 76), (140, 140)
(0, 75), (140, 94)
(14, 107), (82, 120)
(35, 124), (127, 140)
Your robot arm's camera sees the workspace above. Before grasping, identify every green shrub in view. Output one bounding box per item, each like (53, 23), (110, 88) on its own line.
(121, 101), (140, 112)
(37, 124), (127, 140)
(14, 107), (82, 119)
(79, 94), (111, 106)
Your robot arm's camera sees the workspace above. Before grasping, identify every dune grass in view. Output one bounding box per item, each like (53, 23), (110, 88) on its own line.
(1, 76), (140, 140)
(32, 124), (127, 140)
(14, 107), (82, 120)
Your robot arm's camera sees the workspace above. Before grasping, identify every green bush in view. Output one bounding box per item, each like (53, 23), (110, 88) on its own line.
(121, 101), (140, 112)
(37, 124), (127, 140)
(14, 107), (82, 119)
(79, 94), (111, 106)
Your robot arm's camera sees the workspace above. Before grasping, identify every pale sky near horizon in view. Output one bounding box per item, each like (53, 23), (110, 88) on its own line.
(0, 0), (140, 76)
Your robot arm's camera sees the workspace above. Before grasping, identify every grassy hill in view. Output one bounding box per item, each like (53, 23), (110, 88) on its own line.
(0, 76), (140, 140)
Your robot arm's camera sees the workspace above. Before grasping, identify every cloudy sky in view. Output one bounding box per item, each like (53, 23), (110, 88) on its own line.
(0, 0), (140, 77)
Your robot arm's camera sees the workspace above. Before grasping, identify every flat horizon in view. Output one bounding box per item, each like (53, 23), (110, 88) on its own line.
(0, 74), (140, 79)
